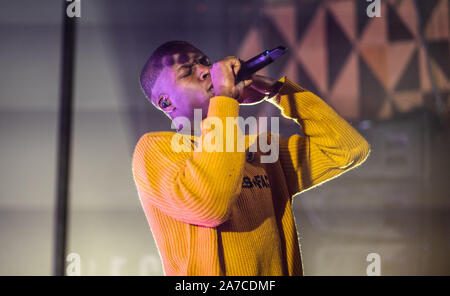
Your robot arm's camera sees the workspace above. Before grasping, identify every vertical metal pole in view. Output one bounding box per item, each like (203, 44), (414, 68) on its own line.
(53, 1), (77, 276)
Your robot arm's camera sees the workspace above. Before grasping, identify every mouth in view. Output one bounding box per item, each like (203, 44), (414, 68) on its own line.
(208, 84), (214, 92)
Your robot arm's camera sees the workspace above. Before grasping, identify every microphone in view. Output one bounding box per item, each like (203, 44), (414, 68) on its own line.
(236, 46), (287, 82)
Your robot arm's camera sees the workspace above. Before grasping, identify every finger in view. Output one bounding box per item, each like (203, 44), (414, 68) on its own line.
(229, 57), (241, 76)
(236, 79), (252, 90)
(224, 56), (239, 66)
(243, 79), (253, 88)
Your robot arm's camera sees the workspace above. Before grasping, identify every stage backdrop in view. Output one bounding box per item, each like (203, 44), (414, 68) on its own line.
(235, 0), (449, 121)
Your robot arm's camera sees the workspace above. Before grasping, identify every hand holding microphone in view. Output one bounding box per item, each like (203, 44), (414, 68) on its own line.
(210, 46), (287, 103)
(235, 46), (287, 82)
(210, 56), (253, 100)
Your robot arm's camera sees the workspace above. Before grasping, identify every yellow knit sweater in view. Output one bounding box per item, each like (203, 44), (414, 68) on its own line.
(132, 77), (370, 276)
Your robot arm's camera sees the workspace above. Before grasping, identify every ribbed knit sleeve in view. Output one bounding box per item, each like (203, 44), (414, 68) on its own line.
(132, 96), (246, 228)
(268, 77), (370, 197)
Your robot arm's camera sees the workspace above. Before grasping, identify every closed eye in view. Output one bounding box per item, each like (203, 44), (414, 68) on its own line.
(178, 55), (210, 79)
(178, 64), (193, 78)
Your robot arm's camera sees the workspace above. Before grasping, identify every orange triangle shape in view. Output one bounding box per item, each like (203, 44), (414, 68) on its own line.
(430, 59), (450, 90)
(328, 0), (356, 43)
(359, 1), (387, 47)
(397, 0), (419, 37)
(387, 41), (415, 91)
(297, 8), (327, 95)
(360, 46), (389, 90)
(378, 99), (393, 119)
(328, 52), (359, 120)
(419, 47), (432, 92)
(425, 0), (449, 41)
(264, 5), (297, 48)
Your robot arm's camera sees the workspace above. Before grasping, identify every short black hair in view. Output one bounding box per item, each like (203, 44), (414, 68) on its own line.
(140, 40), (200, 106)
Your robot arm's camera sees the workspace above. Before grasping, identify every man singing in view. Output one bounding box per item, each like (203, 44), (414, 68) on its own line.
(132, 40), (370, 275)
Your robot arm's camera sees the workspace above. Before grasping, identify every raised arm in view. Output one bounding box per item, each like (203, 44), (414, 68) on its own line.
(132, 97), (245, 227)
(268, 77), (370, 198)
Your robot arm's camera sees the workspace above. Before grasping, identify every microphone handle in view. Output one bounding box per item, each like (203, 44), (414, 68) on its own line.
(236, 53), (273, 82)
(235, 46), (287, 82)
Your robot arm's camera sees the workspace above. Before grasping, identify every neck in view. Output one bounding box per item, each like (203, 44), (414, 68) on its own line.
(174, 119), (202, 138)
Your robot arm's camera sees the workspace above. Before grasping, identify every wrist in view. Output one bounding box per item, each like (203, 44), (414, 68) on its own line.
(214, 86), (237, 99)
(268, 81), (284, 97)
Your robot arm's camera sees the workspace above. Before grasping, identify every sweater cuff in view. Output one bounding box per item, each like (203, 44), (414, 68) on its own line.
(269, 76), (325, 120)
(207, 96), (240, 118)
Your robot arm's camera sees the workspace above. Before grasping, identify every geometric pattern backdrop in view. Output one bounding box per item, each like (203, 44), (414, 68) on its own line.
(236, 0), (450, 121)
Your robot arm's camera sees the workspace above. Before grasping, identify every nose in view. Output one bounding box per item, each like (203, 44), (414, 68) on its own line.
(197, 64), (210, 81)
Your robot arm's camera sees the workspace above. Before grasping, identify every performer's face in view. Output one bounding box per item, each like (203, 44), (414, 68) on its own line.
(152, 48), (214, 122)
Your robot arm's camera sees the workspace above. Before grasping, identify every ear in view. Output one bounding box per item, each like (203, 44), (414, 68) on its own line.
(157, 95), (175, 112)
